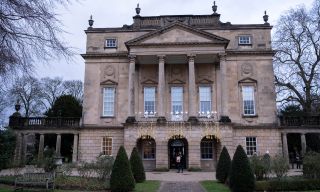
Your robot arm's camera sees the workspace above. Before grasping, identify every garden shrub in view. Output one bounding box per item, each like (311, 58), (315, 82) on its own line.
(110, 146), (135, 192)
(0, 128), (16, 170)
(216, 146), (231, 183)
(129, 147), (145, 183)
(229, 145), (255, 192)
(95, 155), (114, 180)
(255, 178), (320, 191)
(303, 151), (320, 179)
(42, 148), (57, 172)
(271, 154), (289, 178)
(250, 153), (271, 180)
(77, 162), (96, 178)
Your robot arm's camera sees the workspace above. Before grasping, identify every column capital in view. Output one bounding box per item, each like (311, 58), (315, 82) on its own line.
(218, 53), (227, 60)
(157, 55), (166, 62)
(187, 53), (196, 59)
(128, 54), (136, 61)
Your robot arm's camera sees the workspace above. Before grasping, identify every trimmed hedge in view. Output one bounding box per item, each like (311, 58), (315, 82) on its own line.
(229, 145), (255, 192)
(216, 146), (231, 183)
(130, 147), (145, 183)
(255, 178), (320, 191)
(110, 146), (135, 192)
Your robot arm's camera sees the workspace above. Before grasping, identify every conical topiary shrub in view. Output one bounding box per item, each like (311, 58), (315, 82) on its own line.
(216, 146), (231, 183)
(130, 147), (146, 183)
(229, 145), (255, 192)
(110, 146), (135, 192)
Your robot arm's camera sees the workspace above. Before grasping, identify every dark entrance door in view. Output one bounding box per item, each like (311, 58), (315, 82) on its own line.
(168, 139), (187, 169)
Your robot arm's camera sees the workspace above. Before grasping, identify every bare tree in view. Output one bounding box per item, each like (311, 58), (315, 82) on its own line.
(273, 0), (320, 113)
(63, 80), (83, 102)
(40, 77), (65, 110)
(10, 76), (44, 117)
(0, 0), (74, 77)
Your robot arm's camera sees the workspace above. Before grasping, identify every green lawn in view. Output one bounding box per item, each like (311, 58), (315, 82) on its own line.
(200, 181), (230, 192)
(0, 181), (160, 192)
(134, 180), (160, 192)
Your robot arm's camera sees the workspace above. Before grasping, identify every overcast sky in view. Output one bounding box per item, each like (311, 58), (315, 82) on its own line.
(35, 0), (314, 81)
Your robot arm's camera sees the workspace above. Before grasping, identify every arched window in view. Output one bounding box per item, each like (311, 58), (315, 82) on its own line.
(142, 139), (155, 159)
(201, 138), (214, 159)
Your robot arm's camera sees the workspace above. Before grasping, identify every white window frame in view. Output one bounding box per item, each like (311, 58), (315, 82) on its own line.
(199, 86), (212, 116)
(142, 139), (156, 160)
(144, 87), (156, 116)
(105, 38), (117, 48)
(171, 87), (183, 121)
(245, 137), (257, 156)
(101, 137), (113, 156)
(239, 36), (251, 45)
(242, 85), (255, 116)
(200, 138), (214, 159)
(103, 87), (115, 117)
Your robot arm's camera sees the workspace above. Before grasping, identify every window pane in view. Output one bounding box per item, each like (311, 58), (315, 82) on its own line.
(103, 87), (115, 116)
(242, 86), (255, 115)
(143, 140), (155, 159)
(106, 39), (117, 47)
(201, 139), (213, 159)
(239, 36), (251, 44)
(246, 137), (257, 156)
(199, 87), (211, 114)
(144, 87), (156, 114)
(102, 137), (112, 156)
(171, 87), (183, 120)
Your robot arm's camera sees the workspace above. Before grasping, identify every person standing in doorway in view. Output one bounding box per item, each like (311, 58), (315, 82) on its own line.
(176, 152), (183, 173)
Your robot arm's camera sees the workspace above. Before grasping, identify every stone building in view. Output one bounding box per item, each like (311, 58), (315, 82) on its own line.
(14, 3), (319, 171)
(79, 3), (281, 171)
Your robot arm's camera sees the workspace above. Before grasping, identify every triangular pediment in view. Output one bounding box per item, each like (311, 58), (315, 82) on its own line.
(197, 78), (213, 84)
(100, 79), (118, 85)
(238, 77), (257, 84)
(126, 22), (229, 47)
(168, 79), (185, 84)
(141, 79), (158, 85)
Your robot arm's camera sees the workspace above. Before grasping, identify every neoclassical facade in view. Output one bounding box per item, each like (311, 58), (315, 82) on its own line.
(79, 4), (281, 171)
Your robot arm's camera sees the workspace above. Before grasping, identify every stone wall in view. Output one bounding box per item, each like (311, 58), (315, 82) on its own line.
(78, 128), (124, 162)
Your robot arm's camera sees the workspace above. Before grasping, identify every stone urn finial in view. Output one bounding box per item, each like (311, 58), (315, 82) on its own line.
(15, 99), (21, 112)
(88, 15), (94, 29)
(263, 11), (269, 24)
(136, 3), (141, 16)
(212, 1), (217, 14)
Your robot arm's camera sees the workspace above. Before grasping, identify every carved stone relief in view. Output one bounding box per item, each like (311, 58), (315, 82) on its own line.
(241, 63), (253, 76)
(103, 65), (115, 80)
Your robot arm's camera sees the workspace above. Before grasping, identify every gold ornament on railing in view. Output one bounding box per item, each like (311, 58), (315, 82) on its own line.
(199, 111), (220, 140)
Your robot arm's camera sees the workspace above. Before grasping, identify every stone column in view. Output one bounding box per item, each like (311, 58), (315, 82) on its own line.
(219, 53), (231, 122)
(126, 55), (136, 123)
(14, 133), (23, 164)
(56, 134), (61, 156)
(21, 134), (28, 164)
(157, 55), (166, 123)
(301, 133), (306, 155)
(187, 54), (198, 123)
(38, 134), (45, 160)
(72, 134), (78, 163)
(282, 133), (289, 163)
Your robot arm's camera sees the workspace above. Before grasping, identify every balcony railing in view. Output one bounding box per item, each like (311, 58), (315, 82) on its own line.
(9, 116), (81, 128)
(279, 115), (320, 127)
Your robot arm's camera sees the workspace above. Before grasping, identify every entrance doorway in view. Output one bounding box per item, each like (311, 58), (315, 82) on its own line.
(168, 137), (188, 169)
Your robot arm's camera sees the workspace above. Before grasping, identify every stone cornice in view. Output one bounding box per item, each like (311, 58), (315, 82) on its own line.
(81, 52), (128, 59)
(226, 50), (276, 56)
(233, 123), (279, 129)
